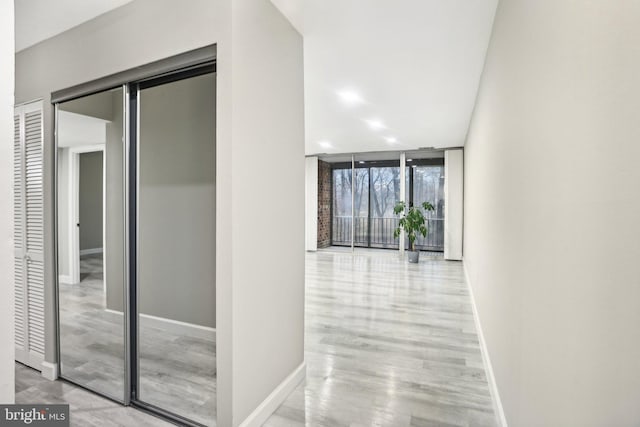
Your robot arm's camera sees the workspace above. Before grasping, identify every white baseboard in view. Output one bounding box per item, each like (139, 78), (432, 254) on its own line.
(15, 347), (44, 372)
(239, 362), (306, 427)
(463, 262), (508, 427)
(80, 247), (103, 256)
(58, 274), (73, 284)
(140, 312), (216, 341)
(41, 361), (58, 381)
(104, 309), (216, 341)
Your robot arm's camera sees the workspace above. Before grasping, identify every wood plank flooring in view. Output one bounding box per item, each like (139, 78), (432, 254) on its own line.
(15, 249), (495, 426)
(264, 250), (496, 427)
(57, 254), (216, 425)
(15, 363), (172, 427)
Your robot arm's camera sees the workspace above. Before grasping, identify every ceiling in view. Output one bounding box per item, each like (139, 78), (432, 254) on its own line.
(15, 0), (133, 52)
(271, 0), (498, 155)
(16, 0), (497, 155)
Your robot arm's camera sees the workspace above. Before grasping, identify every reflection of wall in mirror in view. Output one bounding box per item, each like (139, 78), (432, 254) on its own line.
(79, 151), (103, 253)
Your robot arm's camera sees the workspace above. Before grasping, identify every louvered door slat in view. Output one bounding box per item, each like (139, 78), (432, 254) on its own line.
(14, 101), (45, 370)
(24, 109), (45, 362)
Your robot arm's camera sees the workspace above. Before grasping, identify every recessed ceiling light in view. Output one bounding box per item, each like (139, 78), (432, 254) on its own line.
(385, 136), (398, 144)
(365, 119), (386, 130)
(407, 159), (413, 162)
(318, 140), (333, 149)
(359, 161), (365, 164)
(337, 89), (364, 106)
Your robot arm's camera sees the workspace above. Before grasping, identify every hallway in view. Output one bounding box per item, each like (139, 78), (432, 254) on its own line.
(265, 251), (496, 426)
(15, 251), (495, 426)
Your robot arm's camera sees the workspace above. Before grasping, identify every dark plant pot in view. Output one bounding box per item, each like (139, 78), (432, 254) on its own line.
(408, 250), (420, 263)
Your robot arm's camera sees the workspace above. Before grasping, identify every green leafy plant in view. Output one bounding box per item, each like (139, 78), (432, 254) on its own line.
(393, 201), (435, 251)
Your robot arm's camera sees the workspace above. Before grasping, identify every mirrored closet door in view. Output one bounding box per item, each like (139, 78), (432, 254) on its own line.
(134, 70), (216, 425)
(56, 58), (216, 427)
(56, 87), (126, 401)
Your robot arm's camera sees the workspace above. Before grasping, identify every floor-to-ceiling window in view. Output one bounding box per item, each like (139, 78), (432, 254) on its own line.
(332, 167), (352, 246)
(369, 162), (401, 248)
(408, 159), (445, 250)
(329, 153), (445, 251)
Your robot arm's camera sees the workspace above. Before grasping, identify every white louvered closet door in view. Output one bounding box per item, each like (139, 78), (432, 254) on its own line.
(14, 101), (45, 370)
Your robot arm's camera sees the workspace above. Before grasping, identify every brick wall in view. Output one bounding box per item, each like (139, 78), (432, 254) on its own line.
(317, 160), (332, 248)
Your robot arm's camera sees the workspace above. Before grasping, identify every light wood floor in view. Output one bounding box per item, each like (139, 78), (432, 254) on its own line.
(56, 254), (216, 425)
(15, 363), (173, 427)
(16, 250), (495, 426)
(264, 250), (496, 427)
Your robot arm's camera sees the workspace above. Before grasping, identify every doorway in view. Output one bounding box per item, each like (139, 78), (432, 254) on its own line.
(55, 61), (216, 427)
(60, 146), (106, 287)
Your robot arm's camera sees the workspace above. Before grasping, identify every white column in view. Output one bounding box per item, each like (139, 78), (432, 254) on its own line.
(305, 157), (318, 251)
(222, 1), (306, 424)
(0, 0), (15, 403)
(444, 149), (463, 260)
(399, 152), (406, 257)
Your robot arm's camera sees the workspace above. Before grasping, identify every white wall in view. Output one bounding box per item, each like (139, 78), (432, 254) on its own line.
(56, 148), (70, 280)
(305, 157), (318, 251)
(444, 149), (463, 260)
(217, 1), (305, 425)
(0, 0), (14, 403)
(464, 1), (640, 426)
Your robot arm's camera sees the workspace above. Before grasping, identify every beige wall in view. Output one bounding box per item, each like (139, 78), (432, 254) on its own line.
(464, 0), (640, 426)
(0, 0), (14, 403)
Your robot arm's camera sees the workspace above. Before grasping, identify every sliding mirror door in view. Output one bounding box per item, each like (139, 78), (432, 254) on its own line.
(135, 71), (216, 425)
(56, 87), (126, 400)
(56, 62), (216, 427)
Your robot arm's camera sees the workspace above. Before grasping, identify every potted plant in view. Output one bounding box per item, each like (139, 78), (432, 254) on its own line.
(393, 201), (435, 263)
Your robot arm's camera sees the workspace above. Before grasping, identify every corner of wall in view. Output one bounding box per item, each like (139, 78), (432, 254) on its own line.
(237, 362), (305, 427)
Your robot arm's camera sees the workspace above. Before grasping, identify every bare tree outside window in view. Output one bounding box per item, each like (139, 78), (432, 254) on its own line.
(331, 162), (444, 251)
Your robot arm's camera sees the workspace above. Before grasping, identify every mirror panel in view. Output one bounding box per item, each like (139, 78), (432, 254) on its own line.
(137, 72), (216, 425)
(56, 87), (126, 401)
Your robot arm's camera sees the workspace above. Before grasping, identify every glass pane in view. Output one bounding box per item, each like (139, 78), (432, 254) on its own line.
(413, 164), (445, 250)
(369, 166), (401, 248)
(353, 164), (369, 247)
(57, 87), (126, 401)
(332, 168), (352, 246)
(137, 72), (216, 425)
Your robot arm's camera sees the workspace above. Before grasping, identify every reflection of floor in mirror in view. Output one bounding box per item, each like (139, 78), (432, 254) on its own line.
(58, 254), (217, 426)
(15, 363), (173, 427)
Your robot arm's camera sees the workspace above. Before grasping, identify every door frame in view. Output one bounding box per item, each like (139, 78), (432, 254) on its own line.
(64, 144), (106, 289)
